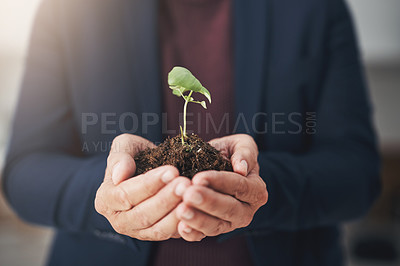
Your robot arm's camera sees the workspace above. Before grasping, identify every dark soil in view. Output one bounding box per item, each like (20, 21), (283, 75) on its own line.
(134, 134), (233, 178)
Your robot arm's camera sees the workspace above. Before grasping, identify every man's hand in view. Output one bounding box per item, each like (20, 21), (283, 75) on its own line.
(175, 167), (268, 241)
(175, 134), (267, 241)
(95, 134), (191, 241)
(209, 134), (259, 176)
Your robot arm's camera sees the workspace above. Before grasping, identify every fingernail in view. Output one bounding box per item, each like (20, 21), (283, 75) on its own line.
(240, 160), (248, 174)
(182, 209), (194, 220)
(175, 182), (188, 196)
(183, 227), (192, 233)
(189, 192), (203, 205)
(111, 163), (121, 184)
(161, 170), (175, 183)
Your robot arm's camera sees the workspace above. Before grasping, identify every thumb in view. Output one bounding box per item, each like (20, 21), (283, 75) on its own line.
(231, 158), (248, 176)
(107, 154), (137, 185)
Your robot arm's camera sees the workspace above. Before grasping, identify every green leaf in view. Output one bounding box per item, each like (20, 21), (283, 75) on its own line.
(192, 100), (207, 109)
(198, 87), (211, 103)
(168, 66), (211, 103)
(170, 86), (183, 97)
(200, 101), (207, 109)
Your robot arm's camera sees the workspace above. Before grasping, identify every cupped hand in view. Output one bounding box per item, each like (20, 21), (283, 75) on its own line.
(95, 134), (191, 241)
(175, 166), (268, 241)
(175, 133), (267, 242)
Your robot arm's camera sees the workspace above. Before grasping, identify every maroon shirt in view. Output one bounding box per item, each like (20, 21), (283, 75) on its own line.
(152, 0), (253, 265)
(160, 0), (234, 141)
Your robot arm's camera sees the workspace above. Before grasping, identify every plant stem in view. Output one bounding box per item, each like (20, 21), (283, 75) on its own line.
(182, 90), (193, 144)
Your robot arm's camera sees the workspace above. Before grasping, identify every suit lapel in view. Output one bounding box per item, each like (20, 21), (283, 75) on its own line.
(234, 0), (270, 135)
(217, 2), (271, 242)
(122, 0), (162, 142)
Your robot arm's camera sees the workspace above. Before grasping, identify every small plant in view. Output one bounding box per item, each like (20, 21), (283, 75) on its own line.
(168, 66), (211, 145)
(134, 66), (232, 178)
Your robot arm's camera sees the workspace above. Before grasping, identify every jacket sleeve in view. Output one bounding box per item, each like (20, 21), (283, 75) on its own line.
(250, 0), (381, 231)
(1, 0), (137, 248)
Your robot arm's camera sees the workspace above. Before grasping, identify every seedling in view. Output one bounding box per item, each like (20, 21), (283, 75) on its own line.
(168, 66), (211, 145)
(134, 66), (232, 178)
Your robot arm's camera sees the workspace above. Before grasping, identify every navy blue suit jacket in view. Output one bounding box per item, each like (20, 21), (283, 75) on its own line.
(2, 0), (380, 265)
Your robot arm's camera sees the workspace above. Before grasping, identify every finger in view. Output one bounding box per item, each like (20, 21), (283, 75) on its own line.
(171, 232), (181, 239)
(177, 221), (206, 242)
(95, 181), (132, 213)
(100, 166), (179, 212)
(208, 137), (230, 158)
(232, 159), (248, 177)
(133, 209), (181, 241)
(176, 203), (231, 237)
(107, 134), (156, 185)
(95, 182), (129, 216)
(192, 170), (268, 205)
(110, 134), (155, 156)
(209, 134), (258, 176)
(229, 135), (258, 176)
(120, 177), (191, 230)
(182, 185), (250, 227)
(118, 165), (180, 207)
(106, 152), (137, 185)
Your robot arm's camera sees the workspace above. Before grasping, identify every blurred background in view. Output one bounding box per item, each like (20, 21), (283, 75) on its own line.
(0, 0), (399, 265)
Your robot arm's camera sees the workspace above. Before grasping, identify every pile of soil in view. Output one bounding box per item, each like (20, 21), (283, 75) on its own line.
(134, 134), (233, 178)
